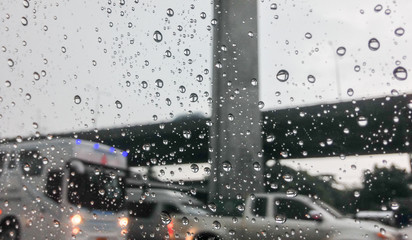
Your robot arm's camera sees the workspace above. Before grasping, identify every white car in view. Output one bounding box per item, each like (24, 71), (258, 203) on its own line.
(173, 193), (403, 240)
(126, 188), (213, 240)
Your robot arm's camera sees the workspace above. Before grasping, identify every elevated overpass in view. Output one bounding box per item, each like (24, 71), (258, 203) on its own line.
(66, 94), (412, 167)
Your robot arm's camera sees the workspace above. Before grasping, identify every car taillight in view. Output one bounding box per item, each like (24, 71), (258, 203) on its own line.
(167, 220), (174, 237)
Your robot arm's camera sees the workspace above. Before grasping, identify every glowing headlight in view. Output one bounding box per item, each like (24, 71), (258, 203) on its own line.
(71, 214), (82, 226)
(118, 217), (128, 228)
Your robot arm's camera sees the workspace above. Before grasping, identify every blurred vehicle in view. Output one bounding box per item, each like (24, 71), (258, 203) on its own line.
(0, 138), (129, 240)
(171, 193), (402, 240)
(356, 211), (397, 227)
(126, 188), (216, 240)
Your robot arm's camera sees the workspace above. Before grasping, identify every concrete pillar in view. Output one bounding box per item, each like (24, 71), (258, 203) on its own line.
(209, 0), (263, 204)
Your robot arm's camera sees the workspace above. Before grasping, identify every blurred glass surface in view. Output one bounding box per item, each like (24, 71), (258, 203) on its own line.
(0, 0), (411, 239)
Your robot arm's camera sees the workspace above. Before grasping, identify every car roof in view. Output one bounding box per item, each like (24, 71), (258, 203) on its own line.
(356, 211), (394, 218)
(252, 192), (312, 201)
(126, 188), (203, 205)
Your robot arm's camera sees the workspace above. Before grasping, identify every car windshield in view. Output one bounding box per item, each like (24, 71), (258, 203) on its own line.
(68, 160), (126, 212)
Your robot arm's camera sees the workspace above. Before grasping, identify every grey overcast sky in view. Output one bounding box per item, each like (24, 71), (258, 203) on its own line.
(0, 0), (411, 139)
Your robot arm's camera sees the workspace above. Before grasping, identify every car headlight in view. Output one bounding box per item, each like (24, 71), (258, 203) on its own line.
(118, 217), (129, 228)
(71, 214), (82, 226)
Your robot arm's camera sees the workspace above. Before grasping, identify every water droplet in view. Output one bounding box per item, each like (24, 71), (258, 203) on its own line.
(21, 17), (28, 26)
(276, 70), (289, 82)
(354, 191), (360, 197)
(183, 130), (191, 139)
(166, 98), (172, 106)
(184, 49), (191, 56)
(347, 88), (354, 96)
(179, 85), (186, 93)
(354, 65), (361, 72)
(115, 100), (123, 109)
(25, 93), (31, 100)
(275, 215), (286, 224)
(393, 116), (399, 123)
(270, 3), (277, 10)
(208, 203), (217, 212)
(153, 31), (163, 42)
(390, 202), (399, 210)
(251, 78), (258, 86)
(7, 59), (14, 67)
(228, 113), (234, 121)
(200, 12), (206, 19)
(141, 81), (148, 89)
(196, 74), (203, 82)
(283, 174), (293, 182)
(16, 136), (23, 143)
(42, 157), (49, 165)
(368, 38), (380, 51)
(307, 75), (316, 83)
(155, 79), (164, 88)
(53, 220), (60, 228)
(394, 27), (405, 37)
(160, 211), (172, 224)
(33, 72), (40, 80)
(143, 144), (151, 151)
(74, 95), (81, 104)
(266, 135), (275, 143)
(166, 8), (174, 17)
(351, 164), (357, 170)
(213, 221), (221, 229)
(189, 93), (198, 102)
(182, 217), (189, 225)
(305, 32), (312, 39)
(393, 66), (407, 81)
(286, 189), (297, 198)
(23, 0), (30, 8)
(253, 162), (261, 171)
(222, 161), (232, 172)
(326, 138), (333, 145)
(357, 116), (368, 127)
(23, 164), (30, 172)
(99, 189), (105, 195)
(281, 151), (288, 158)
(258, 101), (265, 109)
(336, 47), (346, 56)
(190, 164), (199, 173)
(373, 4), (382, 12)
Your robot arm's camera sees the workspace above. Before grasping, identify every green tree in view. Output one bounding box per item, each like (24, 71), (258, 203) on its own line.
(358, 164), (410, 211)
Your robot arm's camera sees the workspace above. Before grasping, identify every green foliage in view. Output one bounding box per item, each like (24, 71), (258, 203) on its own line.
(358, 164), (410, 211)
